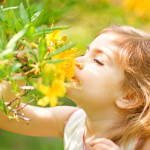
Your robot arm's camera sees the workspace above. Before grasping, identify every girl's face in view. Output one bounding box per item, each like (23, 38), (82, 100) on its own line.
(67, 32), (124, 109)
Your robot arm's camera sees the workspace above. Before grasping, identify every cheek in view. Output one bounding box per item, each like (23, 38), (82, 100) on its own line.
(66, 64), (124, 105)
(80, 66), (124, 98)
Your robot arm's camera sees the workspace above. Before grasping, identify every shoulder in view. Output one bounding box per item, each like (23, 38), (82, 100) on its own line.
(52, 106), (79, 138)
(64, 107), (86, 128)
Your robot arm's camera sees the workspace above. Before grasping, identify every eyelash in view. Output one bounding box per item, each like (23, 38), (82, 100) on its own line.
(80, 54), (104, 66)
(94, 59), (104, 66)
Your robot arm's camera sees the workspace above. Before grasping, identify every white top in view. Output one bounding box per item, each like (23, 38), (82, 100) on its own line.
(64, 109), (87, 150)
(64, 109), (138, 150)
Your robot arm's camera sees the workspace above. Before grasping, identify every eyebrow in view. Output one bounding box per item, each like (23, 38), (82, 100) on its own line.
(87, 45), (112, 61)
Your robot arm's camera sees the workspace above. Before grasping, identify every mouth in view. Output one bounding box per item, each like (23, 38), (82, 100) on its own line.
(67, 76), (82, 89)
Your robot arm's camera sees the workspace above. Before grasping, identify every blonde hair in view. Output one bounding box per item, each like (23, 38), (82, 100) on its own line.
(100, 25), (150, 149)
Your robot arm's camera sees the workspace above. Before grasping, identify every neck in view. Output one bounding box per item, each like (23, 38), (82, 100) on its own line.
(80, 103), (122, 147)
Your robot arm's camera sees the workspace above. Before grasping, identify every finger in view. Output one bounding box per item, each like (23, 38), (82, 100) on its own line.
(91, 143), (109, 150)
(90, 138), (117, 147)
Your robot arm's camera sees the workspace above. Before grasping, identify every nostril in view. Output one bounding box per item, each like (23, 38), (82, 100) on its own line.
(75, 61), (84, 70)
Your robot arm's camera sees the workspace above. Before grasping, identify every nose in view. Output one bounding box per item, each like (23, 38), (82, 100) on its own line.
(75, 56), (86, 70)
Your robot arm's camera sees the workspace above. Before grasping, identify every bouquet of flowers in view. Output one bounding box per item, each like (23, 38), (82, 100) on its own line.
(0, 0), (79, 121)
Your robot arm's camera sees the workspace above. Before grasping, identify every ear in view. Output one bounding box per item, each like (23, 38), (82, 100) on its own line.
(116, 96), (141, 109)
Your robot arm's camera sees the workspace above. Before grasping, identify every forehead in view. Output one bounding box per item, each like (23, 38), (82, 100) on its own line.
(88, 32), (121, 61)
(90, 32), (119, 50)
(89, 32), (121, 64)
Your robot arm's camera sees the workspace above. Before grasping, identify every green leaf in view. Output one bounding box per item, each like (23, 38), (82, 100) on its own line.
(0, 13), (5, 22)
(0, 69), (6, 78)
(47, 58), (66, 64)
(26, 0), (31, 22)
(19, 39), (37, 63)
(31, 30), (53, 37)
(0, 44), (15, 58)
(38, 37), (47, 62)
(0, 6), (9, 18)
(46, 26), (70, 31)
(8, 116), (17, 120)
(14, 49), (33, 54)
(3, 6), (19, 11)
(0, 98), (8, 115)
(20, 3), (29, 25)
(31, 11), (42, 22)
(10, 63), (22, 72)
(8, 103), (18, 114)
(7, 11), (18, 31)
(26, 0), (30, 8)
(26, 25), (35, 37)
(11, 75), (24, 80)
(9, 79), (19, 94)
(46, 42), (76, 59)
(0, 27), (28, 58)
(32, 26), (70, 37)
(7, 27), (28, 48)
(10, 10), (22, 32)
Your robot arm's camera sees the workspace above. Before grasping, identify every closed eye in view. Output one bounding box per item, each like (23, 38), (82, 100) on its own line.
(94, 59), (104, 66)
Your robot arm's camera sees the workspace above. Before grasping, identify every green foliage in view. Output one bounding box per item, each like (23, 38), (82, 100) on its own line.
(38, 37), (47, 62)
(46, 42), (76, 59)
(31, 26), (70, 37)
(20, 3), (30, 25)
(0, 0), (76, 118)
(0, 97), (8, 115)
(0, 97), (18, 119)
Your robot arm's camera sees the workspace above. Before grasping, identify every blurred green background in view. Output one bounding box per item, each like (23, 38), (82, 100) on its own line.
(1, 0), (150, 149)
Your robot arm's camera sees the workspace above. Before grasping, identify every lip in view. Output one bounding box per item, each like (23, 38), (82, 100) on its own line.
(69, 75), (80, 84)
(67, 71), (82, 89)
(71, 75), (80, 81)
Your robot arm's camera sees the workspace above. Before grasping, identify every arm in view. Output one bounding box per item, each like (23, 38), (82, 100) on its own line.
(0, 80), (78, 138)
(0, 104), (78, 138)
(0, 80), (25, 102)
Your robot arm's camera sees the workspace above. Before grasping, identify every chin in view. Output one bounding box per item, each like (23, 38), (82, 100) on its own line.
(66, 87), (82, 103)
(66, 86), (76, 99)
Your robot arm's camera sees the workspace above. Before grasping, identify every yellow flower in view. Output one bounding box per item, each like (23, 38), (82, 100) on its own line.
(52, 47), (77, 79)
(55, 66), (66, 81)
(37, 79), (66, 107)
(45, 30), (67, 53)
(45, 30), (61, 47)
(31, 42), (38, 48)
(31, 30), (77, 106)
(47, 46), (56, 53)
(51, 79), (66, 97)
(44, 63), (56, 75)
(38, 63), (66, 107)
(123, 0), (150, 17)
(59, 58), (75, 79)
(53, 47), (77, 59)
(43, 63), (66, 83)
(37, 95), (50, 106)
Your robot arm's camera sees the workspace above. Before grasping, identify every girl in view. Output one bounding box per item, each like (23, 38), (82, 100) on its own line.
(1, 25), (150, 150)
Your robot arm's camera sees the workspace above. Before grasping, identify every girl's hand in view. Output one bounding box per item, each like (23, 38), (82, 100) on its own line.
(90, 138), (121, 150)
